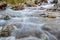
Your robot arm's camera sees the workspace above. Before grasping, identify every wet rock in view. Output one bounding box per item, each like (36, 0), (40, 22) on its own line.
(47, 15), (56, 18)
(0, 28), (11, 37)
(0, 24), (14, 37)
(40, 14), (46, 16)
(35, 0), (44, 5)
(11, 3), (25, 10)
(0, 30), (11, 37)
(51, 0), (58, 4)
(40, 13), (57, 18)
(0, 2), (7, 10)
(35, 0), (48, 5)
(39, 13), (47, 17)
(42, 27), (51, 31)
(47, 9), (57, 11)
(44, 0), (48, 3)
(4, 15), (11, 20)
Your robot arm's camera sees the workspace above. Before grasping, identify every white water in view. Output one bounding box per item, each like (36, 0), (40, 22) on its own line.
(0, 1), (60, 40)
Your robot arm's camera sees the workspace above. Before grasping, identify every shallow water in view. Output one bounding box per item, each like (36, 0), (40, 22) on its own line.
(0, 3), (60, 40)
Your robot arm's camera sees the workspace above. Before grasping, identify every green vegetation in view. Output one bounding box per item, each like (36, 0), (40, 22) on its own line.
(0, 0), (27, 4)
(0, 0), (37, 7)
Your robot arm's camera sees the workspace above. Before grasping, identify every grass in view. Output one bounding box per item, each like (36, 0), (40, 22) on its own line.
(0, 0), (27, 4)
(0, 0), (35, 6)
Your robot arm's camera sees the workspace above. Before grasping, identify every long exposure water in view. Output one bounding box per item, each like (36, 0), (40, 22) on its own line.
(0, 1), (60, 40)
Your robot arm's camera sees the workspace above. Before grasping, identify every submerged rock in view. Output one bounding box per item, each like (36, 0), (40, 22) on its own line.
(15, 30), (42, 39)
(11, 23), (45, 38)
(42, 26), (60, 40)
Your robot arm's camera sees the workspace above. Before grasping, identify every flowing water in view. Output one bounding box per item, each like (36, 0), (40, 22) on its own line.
(0, 1), (60, 40)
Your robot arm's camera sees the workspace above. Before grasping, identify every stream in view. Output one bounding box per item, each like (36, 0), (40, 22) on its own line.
(0, 2), (60, 40)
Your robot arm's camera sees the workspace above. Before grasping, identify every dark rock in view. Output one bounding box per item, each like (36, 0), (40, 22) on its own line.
(51, 0), (58, 4)
(35, 0), (43, 4)
(0, 2), (7, 10)
(39, 14), (48, 17)
(40, 14), (46, 15)
(4, 15), (11, 20)
(44, 0), (48, 3)
(42, 27), (51, 31)
(47, 15), (56, 18)
(0, 30), (11, 37)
